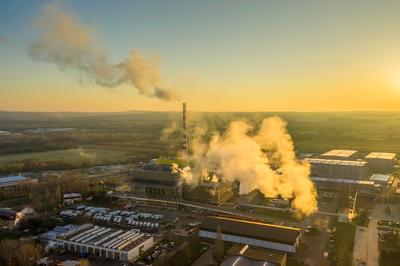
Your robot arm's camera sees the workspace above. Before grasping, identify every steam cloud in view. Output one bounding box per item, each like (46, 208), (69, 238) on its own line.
(28, 3), (178, 101)
(184, 116), (318, 217)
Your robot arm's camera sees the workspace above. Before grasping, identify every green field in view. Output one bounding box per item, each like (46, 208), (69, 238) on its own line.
(331, 222), (355, 266)
(0, 147), (128, 163)
(1, 111), (400, 166)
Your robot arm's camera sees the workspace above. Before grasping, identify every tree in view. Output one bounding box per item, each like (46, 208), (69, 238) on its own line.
(0, 239), (43, 266)
(79, 259), (91, 266)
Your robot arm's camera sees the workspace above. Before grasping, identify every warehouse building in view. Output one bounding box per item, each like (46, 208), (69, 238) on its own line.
(222, 244), (287, 266)
(54, 224), (153, 261)
(365, 152), (396, 171)
(311, 177), (377, 193)
(306, 158), (368, 180)
(63, 193), (82, 205)
(320, 149), (358, 160)
(0, 175), (37, 200)
(199, 216), (300, 253)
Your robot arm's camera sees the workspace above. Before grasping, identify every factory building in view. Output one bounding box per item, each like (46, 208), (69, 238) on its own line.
(199, 216), (301, 253)
(0, 175), (37, 200)
(320, 149), (358, 160)
(222, 244), (287, 266)
(54, 224), (153, 261)
(311, 177), (377, 193)
(131, 160), (182, 199)
(183, 180), (234, 205)
(365, 152), (396, 171)
(306, 158), (368, 180)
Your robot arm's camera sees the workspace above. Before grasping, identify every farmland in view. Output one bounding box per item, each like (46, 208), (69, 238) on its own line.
(1, 111), (400, 166)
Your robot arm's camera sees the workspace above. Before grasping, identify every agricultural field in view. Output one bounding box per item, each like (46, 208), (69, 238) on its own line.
(1, 111), (400, 166)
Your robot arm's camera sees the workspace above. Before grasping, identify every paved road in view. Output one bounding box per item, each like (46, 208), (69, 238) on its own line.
(353, 226), (368, 266)
(367, 218), (379, 266)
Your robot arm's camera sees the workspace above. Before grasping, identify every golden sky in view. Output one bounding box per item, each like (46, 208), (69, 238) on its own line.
(1, 1), (400, 112)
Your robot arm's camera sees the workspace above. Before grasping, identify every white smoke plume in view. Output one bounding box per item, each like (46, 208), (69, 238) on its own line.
(15, 207), (35, 225)
(183, 116), (317, 217)
(28, 3), (178, 101)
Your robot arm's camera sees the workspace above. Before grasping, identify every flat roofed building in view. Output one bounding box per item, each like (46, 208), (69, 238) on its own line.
(55, 224), (153, 261)
(0, 175), (37, 200)
(305, 158), (368, 180)
(311, 176), (379, 193)
(199, 216), (300, 253)
(320, 150), (358, 160)
(63, 193), (82, 205)
(222, 244), (287, 266)
(370, 174), (394, 191)
(365, 152), (396, 170)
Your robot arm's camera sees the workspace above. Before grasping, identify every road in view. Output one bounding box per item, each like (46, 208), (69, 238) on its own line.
(367, 218), (379, 266)
(108, 193), (339, 219)
(353, 226), (368, 266)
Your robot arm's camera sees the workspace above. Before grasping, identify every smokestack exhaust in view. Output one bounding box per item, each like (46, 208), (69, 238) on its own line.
(182, 102), (188, 157)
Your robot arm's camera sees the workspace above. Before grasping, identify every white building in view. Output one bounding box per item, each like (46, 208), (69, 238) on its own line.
(365, 152), (396, 170)
(54, 224), (153, 261)
(306, 158), (368, 180)
(199, 216), (301, 253)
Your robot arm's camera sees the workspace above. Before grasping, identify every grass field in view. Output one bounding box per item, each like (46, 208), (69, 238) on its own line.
(331, 222), (355, 266)
(0, 147), (129, 163)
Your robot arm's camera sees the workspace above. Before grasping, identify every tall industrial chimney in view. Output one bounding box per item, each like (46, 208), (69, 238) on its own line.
(182, 102), (188, 157)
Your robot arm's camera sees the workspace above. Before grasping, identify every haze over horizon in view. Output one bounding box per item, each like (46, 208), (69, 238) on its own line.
(2, 1), (400, 112)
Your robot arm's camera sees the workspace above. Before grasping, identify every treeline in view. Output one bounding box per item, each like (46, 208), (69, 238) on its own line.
(0, 159), (126, 176)
(0, 127), (164, 155)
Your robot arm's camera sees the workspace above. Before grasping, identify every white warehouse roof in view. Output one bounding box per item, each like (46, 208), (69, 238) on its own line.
(321, 149), (358, 158)
(365, 152), (396, 160)
(370, 174), (391, 183)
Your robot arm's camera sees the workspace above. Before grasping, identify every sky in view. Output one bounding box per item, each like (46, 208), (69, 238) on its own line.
(1, 0), (400, 112)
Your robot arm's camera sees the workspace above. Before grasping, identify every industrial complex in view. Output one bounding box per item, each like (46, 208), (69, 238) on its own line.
(1, 104), (400, 266)
(52, 224), (153, 261)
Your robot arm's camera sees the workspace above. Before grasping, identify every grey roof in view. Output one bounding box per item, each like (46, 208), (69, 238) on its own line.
(222, 256), (275, 266)
(305, 158), (367, 166)
(0, 175), (29, 184)
(311, 176), (374, 185)
(200, 216), (300, 245)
